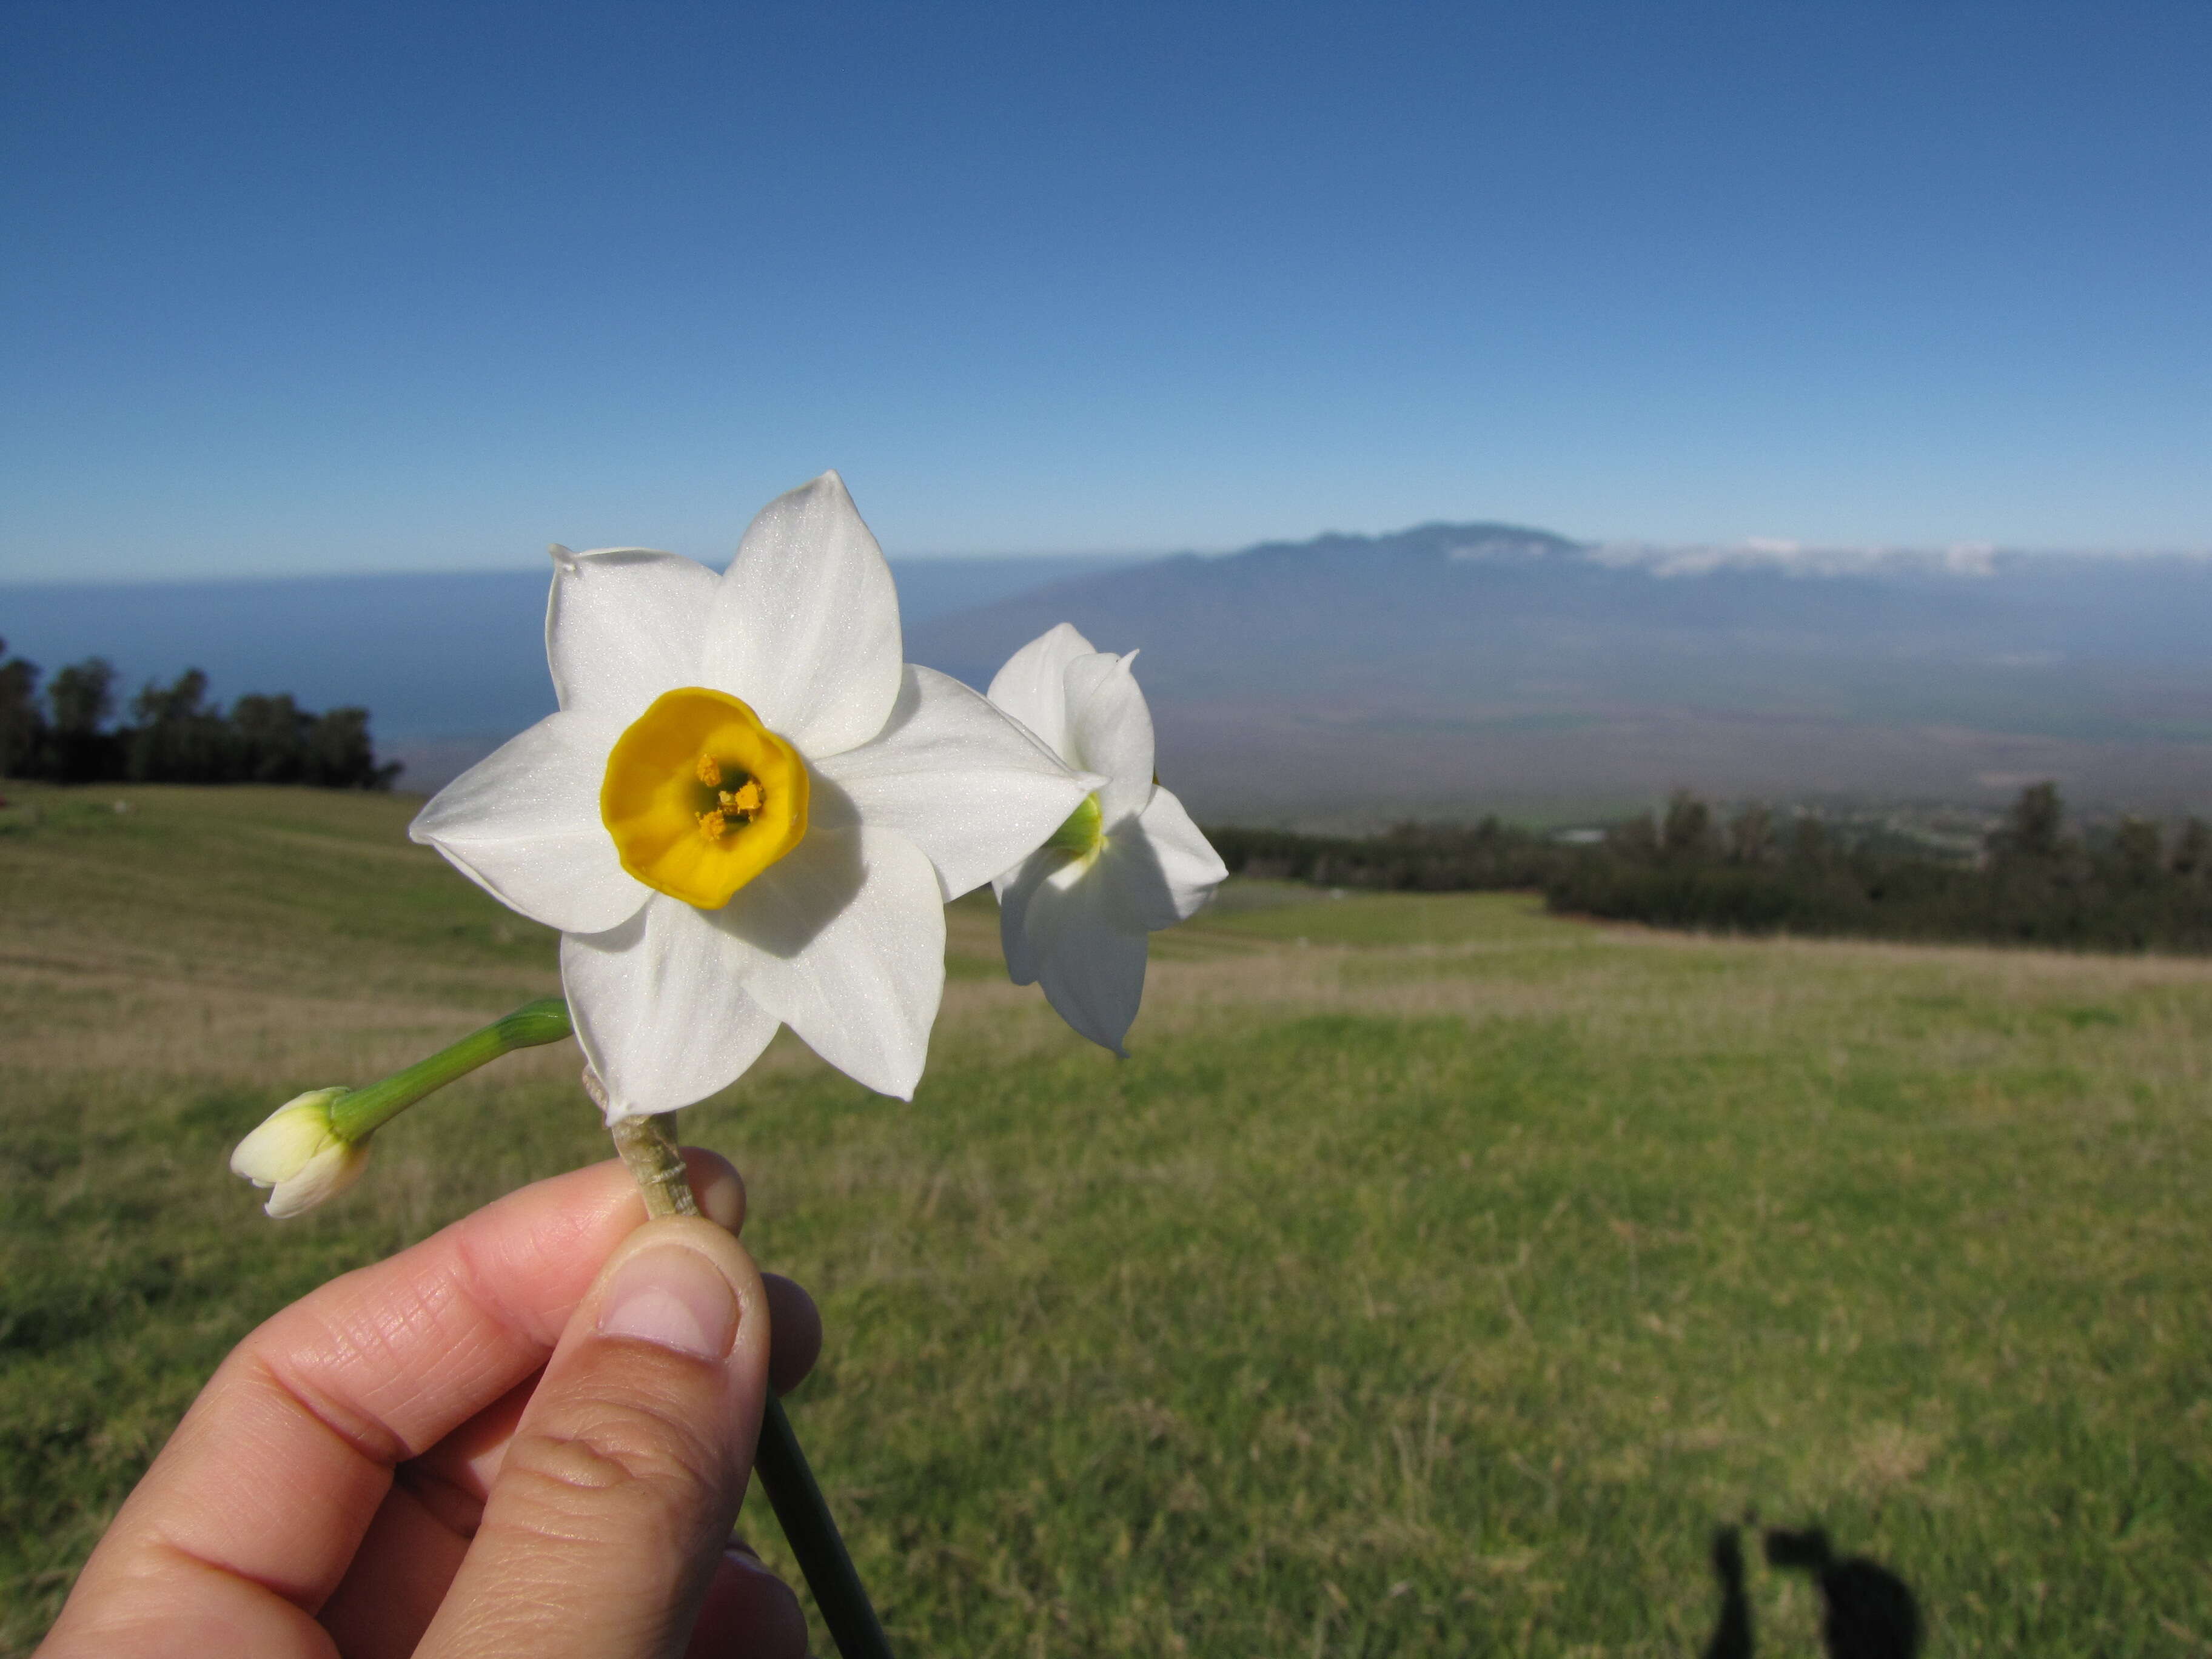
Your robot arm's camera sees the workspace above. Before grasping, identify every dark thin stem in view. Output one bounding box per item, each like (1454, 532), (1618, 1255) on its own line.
(594, 1082), (893, 1657)
(754, 1394), (896, 1659)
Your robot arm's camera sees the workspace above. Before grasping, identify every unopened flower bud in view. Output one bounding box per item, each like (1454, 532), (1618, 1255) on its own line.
(230, 1088), (370, 1219)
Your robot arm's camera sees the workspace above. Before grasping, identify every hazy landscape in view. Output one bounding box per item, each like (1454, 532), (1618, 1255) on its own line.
(4, 783), (2209, 1654)
(12, 525), (2211, 827)
(908, 526), (2212, 826)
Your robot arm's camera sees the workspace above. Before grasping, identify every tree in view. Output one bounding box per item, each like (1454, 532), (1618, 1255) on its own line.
(303, 706), (402, 789)
(1660, 789), (1714, 862)
(2173, 818), (2212, 881)
(127, 668), (232, 782)
(229, 692), (312, 782)
(45, 658), (119, 783)
(1726, 803), (1776, 865)
(1787, 815), (1831, 869)
(1988, 782), (2067, 863)
(2111, 817), (2163, 885)
(1606, 814), (1661, 863)
(48, 657), (115, 737)
(0, 639), (42, 777)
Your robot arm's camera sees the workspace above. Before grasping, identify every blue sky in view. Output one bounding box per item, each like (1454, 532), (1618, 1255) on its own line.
(4, 0), (2207, 580)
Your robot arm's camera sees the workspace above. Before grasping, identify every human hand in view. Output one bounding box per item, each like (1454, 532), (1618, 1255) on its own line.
(38, 1150), (823, 1659)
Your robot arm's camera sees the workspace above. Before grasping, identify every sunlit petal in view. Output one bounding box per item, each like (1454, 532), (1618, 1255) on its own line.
(701, 471), (903, 759)
(985, 622), (1098, 762)
(546, 546), (720, 725)
(704, 828), (944, 1099)
(409, 711), (647, 935)
(560, 896), (780, 1120)
(1064, 651), (1156, 824)
(814, 666), (1096, 899)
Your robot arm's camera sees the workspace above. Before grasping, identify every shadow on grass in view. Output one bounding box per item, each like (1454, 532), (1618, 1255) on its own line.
(1701, 1527), (1754, 1659)
(1699, 1524), (1923, 1659)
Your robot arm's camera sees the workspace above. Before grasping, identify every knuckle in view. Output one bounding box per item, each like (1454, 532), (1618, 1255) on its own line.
(493, 1399), (728, 1543)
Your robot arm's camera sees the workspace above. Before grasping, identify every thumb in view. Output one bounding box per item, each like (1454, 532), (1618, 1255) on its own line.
(416, 1215), (774, 1659)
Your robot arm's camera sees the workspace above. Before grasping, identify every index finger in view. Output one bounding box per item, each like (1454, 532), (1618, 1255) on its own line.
(39, 1149), (744, 1657)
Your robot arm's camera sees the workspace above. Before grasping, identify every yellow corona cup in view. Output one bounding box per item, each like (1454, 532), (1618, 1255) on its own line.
(600, 686), (811, 908)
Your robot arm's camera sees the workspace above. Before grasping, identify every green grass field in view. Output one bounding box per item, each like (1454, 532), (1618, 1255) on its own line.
(3, 783), (2210, 1655)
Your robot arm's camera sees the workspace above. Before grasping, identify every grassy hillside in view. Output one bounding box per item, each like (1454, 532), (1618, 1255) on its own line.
(3, 784), (2210, 1654)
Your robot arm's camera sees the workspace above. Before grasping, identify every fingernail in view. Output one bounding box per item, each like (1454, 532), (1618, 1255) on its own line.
(597, 1244), (739, 1361)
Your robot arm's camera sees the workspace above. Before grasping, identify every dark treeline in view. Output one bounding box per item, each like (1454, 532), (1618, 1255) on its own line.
(1550, 783), (2212, 953)
(0, 639), (400, 790)
(1210, 783), (2212, 954)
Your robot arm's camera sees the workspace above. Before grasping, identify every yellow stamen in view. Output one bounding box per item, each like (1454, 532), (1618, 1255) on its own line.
(602, 688), (810, 908)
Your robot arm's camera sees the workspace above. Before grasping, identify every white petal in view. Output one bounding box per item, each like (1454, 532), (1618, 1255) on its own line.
(1021, 861), (1150, 1056)
(230, 1090), (347, 1184)
(985, 622), (1099, 763)
(700, 472), (903, 759)
(703, 828), (943, 1099)
(1126, 785), (1227, 926)
(409, 711), (648, 935)
(560, 895), (781, 1120)
(545, 546), (720, 725)
(813, 666), (1096, 900)
(1064, 651), (1156, 825)
(264, 1142), (371, 1219)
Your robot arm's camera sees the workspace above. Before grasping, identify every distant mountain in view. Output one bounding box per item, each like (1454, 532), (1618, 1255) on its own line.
(908, 524), (2212, 823)
(12, 528), (2211, 821)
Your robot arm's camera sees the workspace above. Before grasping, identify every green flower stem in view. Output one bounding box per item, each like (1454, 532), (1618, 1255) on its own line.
(755, 1395), (897, 1659)
(326, 997), (574, 1144)
(597, 1095), (893, 1657)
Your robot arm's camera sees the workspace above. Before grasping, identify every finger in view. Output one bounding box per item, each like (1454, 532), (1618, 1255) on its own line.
(762, 1273), (822, 1398)
(381, 1272), (815, 1540)
(38, 1148), (743, 1658)
(330, 1271), (816, 1658)
(402, 1267), (814, 1527)
(415, 1216), (773, 1659)
(315, 1372), (539, 1659)
(412, 1273), (817, 1523)
(313, 1480), (471, 1658)
(685, 1543), (809, 1659)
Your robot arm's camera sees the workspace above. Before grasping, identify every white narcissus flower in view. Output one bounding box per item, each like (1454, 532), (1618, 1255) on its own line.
(409, 472), (1098, 1121)
(230, 1088), (369, 1219)
(987, 623), (1227, 1056)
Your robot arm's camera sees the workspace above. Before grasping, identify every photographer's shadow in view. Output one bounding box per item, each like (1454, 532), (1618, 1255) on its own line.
(1699, 1524), (1922, 1659)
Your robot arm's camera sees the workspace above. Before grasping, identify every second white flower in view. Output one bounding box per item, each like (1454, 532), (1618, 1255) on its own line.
(987, 623), (1227, 1055)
